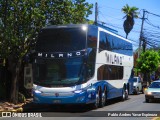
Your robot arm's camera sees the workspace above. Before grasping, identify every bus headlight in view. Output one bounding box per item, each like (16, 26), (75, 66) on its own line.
(34, 90), (42, 94)
(74, 90), (83, 94)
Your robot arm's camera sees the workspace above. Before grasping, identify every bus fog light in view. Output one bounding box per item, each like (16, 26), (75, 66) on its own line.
(34, 97), (39, 102)
(76, 96), (85, 102)
(88, 93), (91, 98)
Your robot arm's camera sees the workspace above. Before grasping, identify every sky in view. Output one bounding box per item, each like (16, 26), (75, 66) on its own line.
(86, 0), (160, 51)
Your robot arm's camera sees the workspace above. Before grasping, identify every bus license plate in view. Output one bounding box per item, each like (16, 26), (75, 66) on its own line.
(53, 100), (61, 103)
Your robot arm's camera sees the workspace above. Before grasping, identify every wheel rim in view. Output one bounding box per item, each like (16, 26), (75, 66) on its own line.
(125, 89), (128, 99)
(122, 88), (127, 100)
(122, 90), (125, 100)
(101, 92), (106, 106)
(95, 92), (99, 108)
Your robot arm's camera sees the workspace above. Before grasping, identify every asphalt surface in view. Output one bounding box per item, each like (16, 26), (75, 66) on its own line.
(1, 93), (160, 120)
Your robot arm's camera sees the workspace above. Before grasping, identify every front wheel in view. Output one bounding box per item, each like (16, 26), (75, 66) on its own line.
(92, 89), (100, 109)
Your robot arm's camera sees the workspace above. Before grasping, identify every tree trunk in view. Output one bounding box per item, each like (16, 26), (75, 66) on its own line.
(143, 73), (147, 87)
(8, 55), (21, 104)
(10, 69), (18, 104)
(126, 34), (128, 39)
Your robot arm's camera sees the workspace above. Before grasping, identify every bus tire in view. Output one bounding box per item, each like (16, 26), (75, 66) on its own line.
(100, 87), (107, 107)
(125, 89), (129, 100)
(121, 87), (128, 101)
(92, 88), (100, 109)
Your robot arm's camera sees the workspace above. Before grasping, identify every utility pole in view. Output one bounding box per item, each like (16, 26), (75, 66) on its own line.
(138, 10), (148, 87)
(95, 2), (98, 25)
(138, 9), (146, 58)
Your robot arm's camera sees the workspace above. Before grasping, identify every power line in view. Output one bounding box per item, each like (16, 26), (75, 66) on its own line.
(94, 4), (160, 50)
(99, 5), (121, 11)
(143, 29), (160, 34)
(146, 11), (160, 18)
(100, 21), (141, 33)
(145, 19), (160, 29)
(99, 11), (142, 27)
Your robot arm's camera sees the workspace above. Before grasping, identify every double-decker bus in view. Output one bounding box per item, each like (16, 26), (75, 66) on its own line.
(32, 24), (133, 108)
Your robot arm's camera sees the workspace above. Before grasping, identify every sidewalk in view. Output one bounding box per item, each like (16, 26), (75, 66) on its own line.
(0, 98), (32, 112)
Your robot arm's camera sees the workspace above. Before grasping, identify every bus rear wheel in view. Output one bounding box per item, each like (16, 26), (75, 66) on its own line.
(121, 87), (128, 101)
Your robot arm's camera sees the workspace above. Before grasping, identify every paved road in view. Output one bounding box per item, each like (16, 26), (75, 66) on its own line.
(95, 93), (160, 111)
(1, 94), (160, 120)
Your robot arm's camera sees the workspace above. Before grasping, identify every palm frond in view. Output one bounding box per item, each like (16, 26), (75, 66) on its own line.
(122, 4), (139, 18)
(122, 4), (139, 38)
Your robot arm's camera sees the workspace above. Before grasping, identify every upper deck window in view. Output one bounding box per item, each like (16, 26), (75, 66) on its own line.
(99, 31), (133, 56)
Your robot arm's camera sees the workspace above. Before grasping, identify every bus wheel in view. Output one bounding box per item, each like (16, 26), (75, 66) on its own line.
(122, 87), (128, 101)
(100, 88), (107, 107)
(125, 89), (128, 100)
(92, 89), (100, 109)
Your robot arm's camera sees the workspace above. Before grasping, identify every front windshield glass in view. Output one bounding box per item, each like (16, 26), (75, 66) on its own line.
(149, 82), (160, 88)
(36, 28), (86, 52)
(33, 57), (86, 87)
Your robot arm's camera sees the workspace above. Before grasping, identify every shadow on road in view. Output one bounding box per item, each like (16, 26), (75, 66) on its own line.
(22, 102), (93, 113)
(22, 97), (131, 113)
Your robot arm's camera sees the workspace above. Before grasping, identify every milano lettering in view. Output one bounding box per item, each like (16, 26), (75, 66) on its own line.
(37, 51), (83, 58)
(105, 52), (123, 65)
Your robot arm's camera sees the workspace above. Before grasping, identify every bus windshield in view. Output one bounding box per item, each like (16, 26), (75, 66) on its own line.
(33, 57), (86, 87)
(36, 28), (86, 52)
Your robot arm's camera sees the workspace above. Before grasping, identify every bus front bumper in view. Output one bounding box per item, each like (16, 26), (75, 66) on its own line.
(33, 91), (95, 105)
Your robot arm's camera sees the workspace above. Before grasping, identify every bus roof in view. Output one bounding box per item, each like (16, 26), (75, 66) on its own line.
(43, 24), (117, 33)
(42, 24), (131, 43)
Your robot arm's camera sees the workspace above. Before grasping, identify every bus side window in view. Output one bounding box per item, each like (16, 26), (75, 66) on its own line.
(97, 66), (104, 80)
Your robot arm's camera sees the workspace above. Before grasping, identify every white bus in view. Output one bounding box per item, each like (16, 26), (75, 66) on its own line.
(32, 24), (133, 108)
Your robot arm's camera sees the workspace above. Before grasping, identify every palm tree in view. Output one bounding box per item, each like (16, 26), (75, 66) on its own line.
(122, 4), (139, 38)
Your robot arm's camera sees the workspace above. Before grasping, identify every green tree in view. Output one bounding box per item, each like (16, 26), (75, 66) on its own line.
(0, 0), (93, 104)
(122, 4), (139, 38)
(49, 0), (93, 25)
(136, 50), (160, 84)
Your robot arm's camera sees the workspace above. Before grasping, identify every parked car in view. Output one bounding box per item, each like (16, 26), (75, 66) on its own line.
(145, 80), (160, 103)
(129, 77), (143, 94)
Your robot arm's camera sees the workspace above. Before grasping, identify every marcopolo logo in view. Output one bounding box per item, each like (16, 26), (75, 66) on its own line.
(55, 93), (59, 97)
